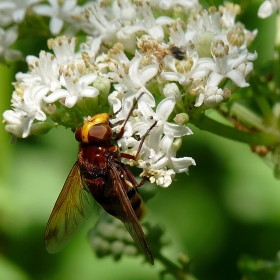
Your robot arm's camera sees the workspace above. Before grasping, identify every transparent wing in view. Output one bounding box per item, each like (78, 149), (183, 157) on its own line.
(108, 163), (154, 264)
(45, 161), (94, 254)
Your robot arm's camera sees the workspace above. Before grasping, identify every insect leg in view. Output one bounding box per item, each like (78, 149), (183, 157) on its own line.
(122, 165), (148, 188)
(115, 92), (146, 140)
(120, 120), (157, 161)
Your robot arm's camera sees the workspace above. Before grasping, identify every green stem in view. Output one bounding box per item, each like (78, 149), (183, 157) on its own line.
(190, 114), (280, 146)
(230, 102), (267, 132)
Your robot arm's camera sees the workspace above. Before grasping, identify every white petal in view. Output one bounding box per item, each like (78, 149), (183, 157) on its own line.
(33, 5), (54, 16)
(108, 93), (122, 113)
(207, 72), (224, 87)
(159, 0), (172, 9)
(5, 26), (18, 45)
(156, 96), (175, 121)
(137, 90), (156, 107)
(79, 73), (98, 86)
(138, 98), (155, 117)
(161, 71), (180, 82)
(160, 134), (173, 154)
(148, 127), (163, 153)
(258, 0), (277, 18)
(35, 110), (47, 121)
(13, 9), (26, 23)
(194, 93), (204, 107)
(81, 87), (99, 97)
(247, 51), (258, 61)
(132, 122), (151, 136)
(226, 69), (249, 87)
(44, 89), (68, 103)
(149, 26), (164, 41)
(156, 16), (174, 25)
(124, 25), (147, 36)
(63, 0), (77, 12)
(0, 3), (16, 9)
(150, 156), (169, 169)
(204, 95), (224, 108)
(22, 115), (35, 138)
(65, 95), (78, 108)
(164, 122), (193, 137)
(138, 64), (159, 84)
(50, 17), (63, 35)
(170, 157), (196, 173)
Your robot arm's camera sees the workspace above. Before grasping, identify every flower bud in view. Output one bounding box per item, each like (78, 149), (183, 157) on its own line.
(174, 113), (189, 125)
(30, 122), (57, 136)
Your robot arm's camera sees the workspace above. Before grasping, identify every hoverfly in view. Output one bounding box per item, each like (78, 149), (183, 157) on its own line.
(44, 98), (156, 264)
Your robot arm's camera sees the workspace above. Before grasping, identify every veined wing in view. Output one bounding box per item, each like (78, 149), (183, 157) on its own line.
(45, 161), (94, 253)
(108, 163), (154, 264)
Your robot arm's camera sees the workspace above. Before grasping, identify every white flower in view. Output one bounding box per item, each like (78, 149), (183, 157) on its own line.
(47, 37), (80, 66)
(33, 0), (79, 34)
(199, 40), (250, 88)
(157, 0), (200, 11)
(138, 134), (196, 187)
(184, 9), (221, 44)
(10, 84), (49, 137)
(195, 86), (225, 108)
(19, 51), (61, 91)
(0, 26), (22, 62)
(3, 109), (26, 138)
(161, 51), (208, 85)
(220, 3), (241, 28)
(44, 68), (99, 108)
(0, 0), (42, 23)
(147, 133), (195, 171)
(85, 3), (122, 50)
(159, 134), (196, 172)
(136, 96), (192, 153)
(258, 0), (280, 18)
(124, 1), (173, 42)
(108, 91), (124, 116)
(162, 83), (182, 102)
(147, 168), (176, 188)
(108, 50), (159, 107)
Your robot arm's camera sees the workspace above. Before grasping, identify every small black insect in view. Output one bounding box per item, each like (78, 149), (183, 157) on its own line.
(170, 46), (185, 60)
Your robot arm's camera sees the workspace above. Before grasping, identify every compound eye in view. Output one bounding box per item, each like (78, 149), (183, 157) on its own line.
(88, 124), (113, 142)
(75, 126), (83, 142)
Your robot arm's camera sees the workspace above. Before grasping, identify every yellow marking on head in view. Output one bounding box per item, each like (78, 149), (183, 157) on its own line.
(81, 113), (110, 143)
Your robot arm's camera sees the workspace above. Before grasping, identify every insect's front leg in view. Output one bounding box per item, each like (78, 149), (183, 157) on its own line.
(120, 120), (158, 161)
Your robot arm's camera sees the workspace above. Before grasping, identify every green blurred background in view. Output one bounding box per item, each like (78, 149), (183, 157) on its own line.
(1, 1), (280, 279)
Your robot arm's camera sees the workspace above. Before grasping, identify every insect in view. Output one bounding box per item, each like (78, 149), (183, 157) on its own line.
(170, 45), (185, 60)
(44, 98), (156, 264)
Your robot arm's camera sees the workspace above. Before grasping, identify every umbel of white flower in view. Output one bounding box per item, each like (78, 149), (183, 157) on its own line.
(2, 1), (257, 187)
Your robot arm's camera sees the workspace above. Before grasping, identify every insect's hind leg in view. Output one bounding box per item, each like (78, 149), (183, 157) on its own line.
(122, 165), (148, 188)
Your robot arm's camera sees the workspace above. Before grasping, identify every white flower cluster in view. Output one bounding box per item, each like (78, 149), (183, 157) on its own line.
(2, 0), (258, 187)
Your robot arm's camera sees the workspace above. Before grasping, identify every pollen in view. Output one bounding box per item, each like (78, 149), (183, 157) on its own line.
(14, 82), (24, 98)
(220, 2), (241, 16)
(108, 43), (124, 57)
(175, 57), (194, 74)
(212, 40), (229, 58)
(227, 24), (245, 47)
(138, 37), (169, 70)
